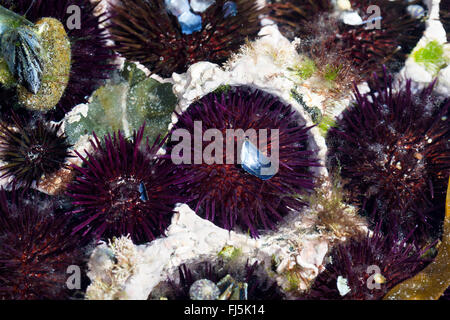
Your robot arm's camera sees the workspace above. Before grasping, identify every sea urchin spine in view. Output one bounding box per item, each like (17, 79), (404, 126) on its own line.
(0, 115), (72, 190)
(0, 188), (84, 300)
(305, 226), (430, 300)
(67, 124), (187, 244)
(327, 72), (450, 237)
(166, 86), (320, 237)
(108, 0), (263, 77)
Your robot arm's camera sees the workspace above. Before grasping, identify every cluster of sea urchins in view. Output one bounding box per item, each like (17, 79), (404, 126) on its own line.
(327, 73), (450, 239)
(1, 0), (115, 120)
(107, 0), (263, 78)
(150, 258), (284, 300)
(0, 188), (84, 300)
(0, 115), (72, 191)
(269, 0), (425, 77)
(165, 86), (320, 238)
(304, 226), (430, 300)
(66, 125), (187, 244)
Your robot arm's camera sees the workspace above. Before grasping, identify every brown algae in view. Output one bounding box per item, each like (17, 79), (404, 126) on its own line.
(384, 177), (450, 300)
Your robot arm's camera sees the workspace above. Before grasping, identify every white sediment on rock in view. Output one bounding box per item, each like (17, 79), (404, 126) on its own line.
(86, 203), (340, 299)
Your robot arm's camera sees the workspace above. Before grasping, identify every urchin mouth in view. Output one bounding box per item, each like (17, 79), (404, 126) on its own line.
(105, 176), (148, 222)
(25, 144), (44, 162)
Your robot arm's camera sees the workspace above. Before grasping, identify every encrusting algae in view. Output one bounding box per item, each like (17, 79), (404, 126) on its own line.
(17, 18), (71, 111)
(384, 178), (450, 300)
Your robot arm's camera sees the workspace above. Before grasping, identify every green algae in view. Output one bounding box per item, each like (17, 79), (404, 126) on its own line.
(289, 58), (317, 80)
(0, 58), (15, 87)
(218, 245), (242, 261)
(213, 84), (232, 95)
(412, 40), (447, 75)
(290, 88), (335, 136)
(65, 62), (177, 145)
(323, 64), (342, 87)
(318, 115), (336, 136)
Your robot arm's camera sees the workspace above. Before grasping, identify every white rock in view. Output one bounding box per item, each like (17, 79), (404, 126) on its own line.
(337, 276), (351, 296)
(340, 11), (363, 26)
(190, 0), (215, 12)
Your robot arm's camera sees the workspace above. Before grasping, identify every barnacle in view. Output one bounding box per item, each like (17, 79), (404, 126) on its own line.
(0, 0), (116, 120)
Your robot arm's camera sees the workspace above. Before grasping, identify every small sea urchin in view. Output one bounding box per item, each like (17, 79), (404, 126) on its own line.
(270, 0), (425, 77)
(67, 125), (186, 244)
(108, 0), (262, 78)
(0, 188), (84, 300)
(0, 115), (72, 190)
(327, 73), (450, 238)
(268, 0), (332, 41)
(1, 0), (116, 120)
(442, 0), (450, 39)
(305, 227), (430, 300)
(150, 258), (284, 300)
(166, 86), (320, 237)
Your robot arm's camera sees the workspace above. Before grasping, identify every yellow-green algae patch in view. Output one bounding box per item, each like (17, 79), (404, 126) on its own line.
(17, 18), (71, 111)
(0, 58), (15, 87)
(384, 177), (450, 300)
(412, 40), (448, 75)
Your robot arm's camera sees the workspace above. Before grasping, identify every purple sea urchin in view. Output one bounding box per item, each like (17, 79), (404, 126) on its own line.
(1, 0), (115, 120)
(305, 227), (430, 300)
(166, 86), (320, 237)
(150, 258), (284, 300)
(0, 188), (84, 300)
(108, 0), (262, 78)
(67, 125), (186, 244)
(327, 74), (450, 238)
(0, 115), (72, 190)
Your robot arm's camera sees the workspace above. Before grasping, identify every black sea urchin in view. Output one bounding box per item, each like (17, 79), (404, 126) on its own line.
(343, 0), (425, 74)
(166, 86), (320, 237)
(268, 0), (332, 41)
(442, 0), (450, 39)
(327, 73), (450, 238)
(0, 115), (72, 190)
(67, 125), (186, 244)
(108, 0), (262, 78)
(1, 0), (115, 120)
(270, 0), (424, 77)
(0, 188), (84, 300)
(150, 258), (284, 300)
(305, 226), (430, 300)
